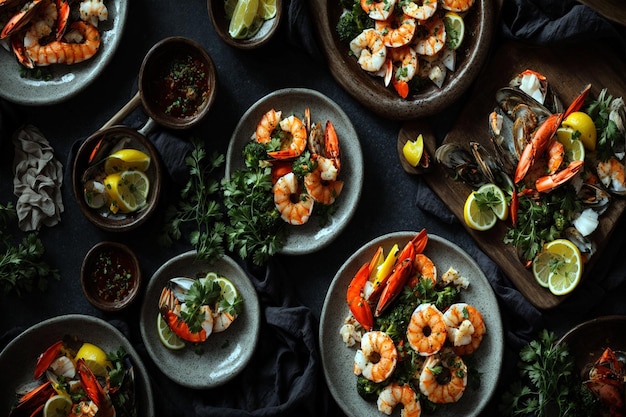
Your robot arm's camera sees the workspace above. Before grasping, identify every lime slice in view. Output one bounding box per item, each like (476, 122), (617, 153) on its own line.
(75, 343), (111, 377)
(556, 127), (585, 162)
(229, 0), (260, 39)
(43, 395), (72, 417)
(157, 313), (185, 350)
(224, 0), (238, 19)
(258, 0), (276, 20)
(104, 149), (151, 174)
(443, 12), (464, 50)
(463, 191), (497, 231)
(476, 183), (508, 221)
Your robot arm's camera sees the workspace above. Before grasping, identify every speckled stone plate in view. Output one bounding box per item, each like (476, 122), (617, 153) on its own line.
(225, 88), (363, 255)
(0, 0), (128, 105)
(310, 0), (496, 120)
(139, 251), (260, 389)
(0, 314), (154, 416)
(319, 231), (503, 417)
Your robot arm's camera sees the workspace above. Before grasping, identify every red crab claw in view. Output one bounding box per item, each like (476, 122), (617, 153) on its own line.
(9, 381), (54, 417)
(34, 340), (63, 379)
(375, 257), (413, 317)
(347, 262), (374, 331)
(76, 359), (115, 416)
(564, 83), (591, 118)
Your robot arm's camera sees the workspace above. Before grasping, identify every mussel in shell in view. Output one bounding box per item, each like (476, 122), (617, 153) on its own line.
(495, 87), (552, 123)
(469, 141), (515, 192)
(434, 143), (487, 188)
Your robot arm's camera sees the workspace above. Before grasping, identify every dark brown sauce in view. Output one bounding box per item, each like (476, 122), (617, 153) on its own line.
(152, 52), (209, 118)
(88, 249), (136, 303)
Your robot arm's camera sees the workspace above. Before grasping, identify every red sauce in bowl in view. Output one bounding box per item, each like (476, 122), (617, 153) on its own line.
(87, 248), (137, 303)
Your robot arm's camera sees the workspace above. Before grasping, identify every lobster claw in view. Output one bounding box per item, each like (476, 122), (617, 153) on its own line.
(375, 258), (413, 317)
(34, 340), (63, 379)
(76, 358), (115, 415)
(347, 262), (374, 331)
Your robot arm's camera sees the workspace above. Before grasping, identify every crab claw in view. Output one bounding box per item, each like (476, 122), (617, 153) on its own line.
(76, 358), (114, 415)
(9, 381), (54, 417)
(347, 262), (374, 331)
(34, 340), (63, 379)
(375, 257), (413, 317)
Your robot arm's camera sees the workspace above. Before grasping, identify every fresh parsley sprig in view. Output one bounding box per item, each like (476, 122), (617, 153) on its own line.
(0, 202), (59, 295)
(159, 137), (226, 263)
(585, 88), (622, 162)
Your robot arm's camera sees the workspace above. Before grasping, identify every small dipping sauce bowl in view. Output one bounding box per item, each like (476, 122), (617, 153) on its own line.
(81, 241), (141, 312)
(139, 36), (217, 130)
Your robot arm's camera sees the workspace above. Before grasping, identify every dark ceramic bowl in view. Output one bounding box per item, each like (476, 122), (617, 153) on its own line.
(81, 241), (141, 312)
(72, 125), (163, 232)
(207, 0), (282, 49)
(139, 37), (217, 129)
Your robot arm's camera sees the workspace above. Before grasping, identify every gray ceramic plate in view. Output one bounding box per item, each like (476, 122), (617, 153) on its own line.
(0, 0), (128, 105)
(0, 314), (154, 417)
(139, 251), (260, 389)
(319, 231), (503, 417)
(225, 88), (363, 255)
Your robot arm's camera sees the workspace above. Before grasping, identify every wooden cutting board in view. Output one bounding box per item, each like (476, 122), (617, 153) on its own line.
(399, 41), (626, 309)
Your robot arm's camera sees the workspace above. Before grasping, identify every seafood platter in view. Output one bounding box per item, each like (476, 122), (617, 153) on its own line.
(225, 88), (364, 255)
(310, 0), (495, 120)
(410, 41), (626, 309)
(557, 316), (626, 416)
(0, 314), (154, 417)
(0, 0), (128, 105)
(139, 251), (260, 389)
(320, 230), (503, 417)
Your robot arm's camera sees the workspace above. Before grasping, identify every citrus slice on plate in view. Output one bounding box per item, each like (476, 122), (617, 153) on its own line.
(556, 127), (585, 162)
(157, 313), (186, 350)
(214, 276), (239, 304)
(75, 342), (112, 377)
(402, 134), (424, 167)
(103, 170), (150, 213)
(562, 111), (597, 151)
(229, 0), (260, 39)
(476, 183), (508, 221)
(104, 149), (151, 174)
(258, 0), (276, 20)
(443, 12), (465, 50)
(463, 191), (497, 231)
(224, 0), (238, 19)
(43, 394), (72, 417)
(532, 239), (583, 295)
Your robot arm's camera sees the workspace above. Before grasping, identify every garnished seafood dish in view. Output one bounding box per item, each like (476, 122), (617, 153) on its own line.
(157, 272), (243, 350)
(8, 337), (135, 417)
(435, 69), (626, 287)
(0, 0), (109, 70)
(336, 0), (476, 98)
(340, 229), (487, 415)
(583, 347), (626, 417)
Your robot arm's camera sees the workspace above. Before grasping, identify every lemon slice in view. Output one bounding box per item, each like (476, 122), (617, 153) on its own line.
(104, 149), (151, 174)
(402, 134), (424, 167)
(75, 343), (111, 377)
(224, 0), (238, 19)
(214, 276), (239, 304)
(157, 313), (185, 350)
(476, 183), (508, 221)
(562, 111), (597, 151)
(532, 239), (583, 295)
(229, 0), (260, 39)
(556, 127), (585, 162)
(103, 171), (150, 213)
(463, 191), (497, 231)
(443, 12), (465, 50)
(43, 394), (72, 417)
(258, 0), (276, 19)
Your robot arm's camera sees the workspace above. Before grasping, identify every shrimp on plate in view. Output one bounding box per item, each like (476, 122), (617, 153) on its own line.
(441, 0), (475, 12)
(407, 253), (436, 288)
(413, 15), (446, 57)
(79, 0), (108, 27)
(401, 0), (437, 21)
(349, 28), (387, 73)
(273, 172), (314, 225)
(419, 348), (468, 403)
(267, 115), (307, 159)
(256, 109), (282, 144)
(360, 0), (396, 21)
(383, 45), (418, 99)
(353, 330), (398, 383)
(377, 382), (421, 417)
(442, 303), (486, 355)
(304, 120), (344, 205)
(159, 284), (214, 343)
(406, 303), (447, 356)
(375, 12), (417, 48)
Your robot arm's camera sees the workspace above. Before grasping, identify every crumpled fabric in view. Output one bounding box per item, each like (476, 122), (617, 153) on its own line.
(12, 125), (64, 232)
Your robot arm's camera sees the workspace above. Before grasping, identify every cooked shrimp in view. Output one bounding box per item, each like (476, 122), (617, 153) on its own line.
(304, 166), (344, 205)
(413, 16), (446, 56)
(597, 157), (626, 194)
(267, 115), (307, 159)
(79, 0), (108, 27)
(408, 253), (436, 288)
(350, 28), (387, 72)
(25, 20), (100, 66)
(256, 109), (282, 144)
(441, 0), (475, 12)
(547, 140), (564, 174)
(402, 0), (437, 21)
(159, 286), (214, 343)
(212, 310), (236, 332)
(340, 314), (365, 347)
(377, 382), (421, 417)
(386, 45), (418, 98)
(443, 303), (486, 355)
(360, 0), (396, 21)
(419, 348), (468, 404)
(273, 172), (314, 225)
(375, 13), (417, 48)
(353, 330), (398, 383)
(406, 303), (447, 356)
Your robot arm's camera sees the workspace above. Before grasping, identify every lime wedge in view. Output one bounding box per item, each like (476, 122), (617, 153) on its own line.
(229, 0), (260, 39)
